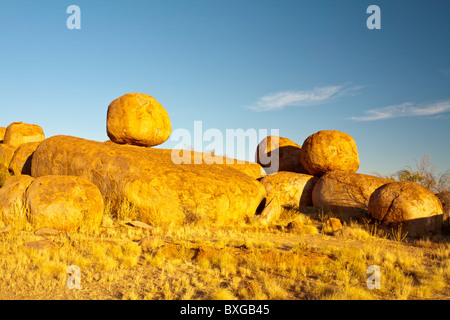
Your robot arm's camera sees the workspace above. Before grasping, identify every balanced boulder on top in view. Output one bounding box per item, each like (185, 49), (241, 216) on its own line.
(300, 130), (359, 176)
(107, 93), (172, 147)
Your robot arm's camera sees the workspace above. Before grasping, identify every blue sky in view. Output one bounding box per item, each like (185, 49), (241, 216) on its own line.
(1, 0), (449, 176)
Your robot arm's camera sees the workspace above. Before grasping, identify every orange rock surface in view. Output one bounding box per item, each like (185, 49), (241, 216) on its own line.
(107, 93), (172, 147)
(256, 136), (307, 175)
(31, 135), (266, 226)
(368, 181), (443, 237)
(300, 130), (359, 175)
(3, 122), (45, 148)
(26, 175), (104, 232)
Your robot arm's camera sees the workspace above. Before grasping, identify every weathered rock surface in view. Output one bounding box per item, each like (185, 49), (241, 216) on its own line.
(3, 122), (45, 148)
(312, 171), (391, 218)
(9, 142), (40, 175)
(107, 93), (172, 147)
(0, 144), (17, 171)
(171, 148), (265, 179)
(436, 191), (450, 230)
(0, 175), (35, 225)
(31, 135), (267, 226)
(300, 130), (359, 175)
(0, 127), (5, 143)
(26, 175), (104, 232)
(259, 172), (318, 209)
(255, 136), (307, 175)
(368, 181), (444, 237)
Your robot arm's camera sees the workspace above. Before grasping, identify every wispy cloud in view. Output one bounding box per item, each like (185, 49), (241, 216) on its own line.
(245, 84), (362, 112)
(350, 100), (450, 121)
(439, 68), (450, 77)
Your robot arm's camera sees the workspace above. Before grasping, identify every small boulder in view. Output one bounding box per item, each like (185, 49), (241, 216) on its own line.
(286, 220), (303, 232)
(259, 171), (318, 209)
(326, 218), (343, 232)
(300, 130), (359, 175)
(107, 93), (172, 147)
(0, 175), (35, 225)
(26, 175), (104, 232)
(3, 122), (45, 148)
(255, 136), (307, 175)
(368, 181), (444, 238)
(9, 142), (40, 175)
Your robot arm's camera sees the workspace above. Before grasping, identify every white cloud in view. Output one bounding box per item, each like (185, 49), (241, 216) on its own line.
(245, 84), (360, 112)
(350, 100), (450, 121)
(439, 68), (450, 77)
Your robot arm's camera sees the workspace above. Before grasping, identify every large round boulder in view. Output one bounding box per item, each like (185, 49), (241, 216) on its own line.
(255, 136), (307, 175)
(25, 175), (104, 232)
(259, 172), (318, 210)
(3, 122), (45, 148)
(300, 130), (359, 176)
(368, 181), (444, 237)
(312, 171), (391, 219)
(0, 175), (35, 226)
(107, 93), (172, 147)
(9, 142), (40, 175)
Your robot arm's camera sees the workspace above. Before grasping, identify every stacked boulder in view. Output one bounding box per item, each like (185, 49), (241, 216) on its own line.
(30, 93), (266, 227)
(255, 129), (444, 237)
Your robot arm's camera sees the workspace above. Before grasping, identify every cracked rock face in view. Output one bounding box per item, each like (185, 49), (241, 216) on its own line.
(255, 136), (307, 175)
(312, 171), (391, 218)
(31, 135), (266, 227)
(300, 130), (359, 176)
(107, 93), (172, 147)
(368, 181), (444, 237)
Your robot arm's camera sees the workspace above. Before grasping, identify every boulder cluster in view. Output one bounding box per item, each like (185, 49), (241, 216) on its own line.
(255, 131), (445, 237)
(0, 93), (446, 237)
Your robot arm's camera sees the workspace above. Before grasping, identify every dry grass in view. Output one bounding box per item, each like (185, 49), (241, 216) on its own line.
(0, 204), (449, 300)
